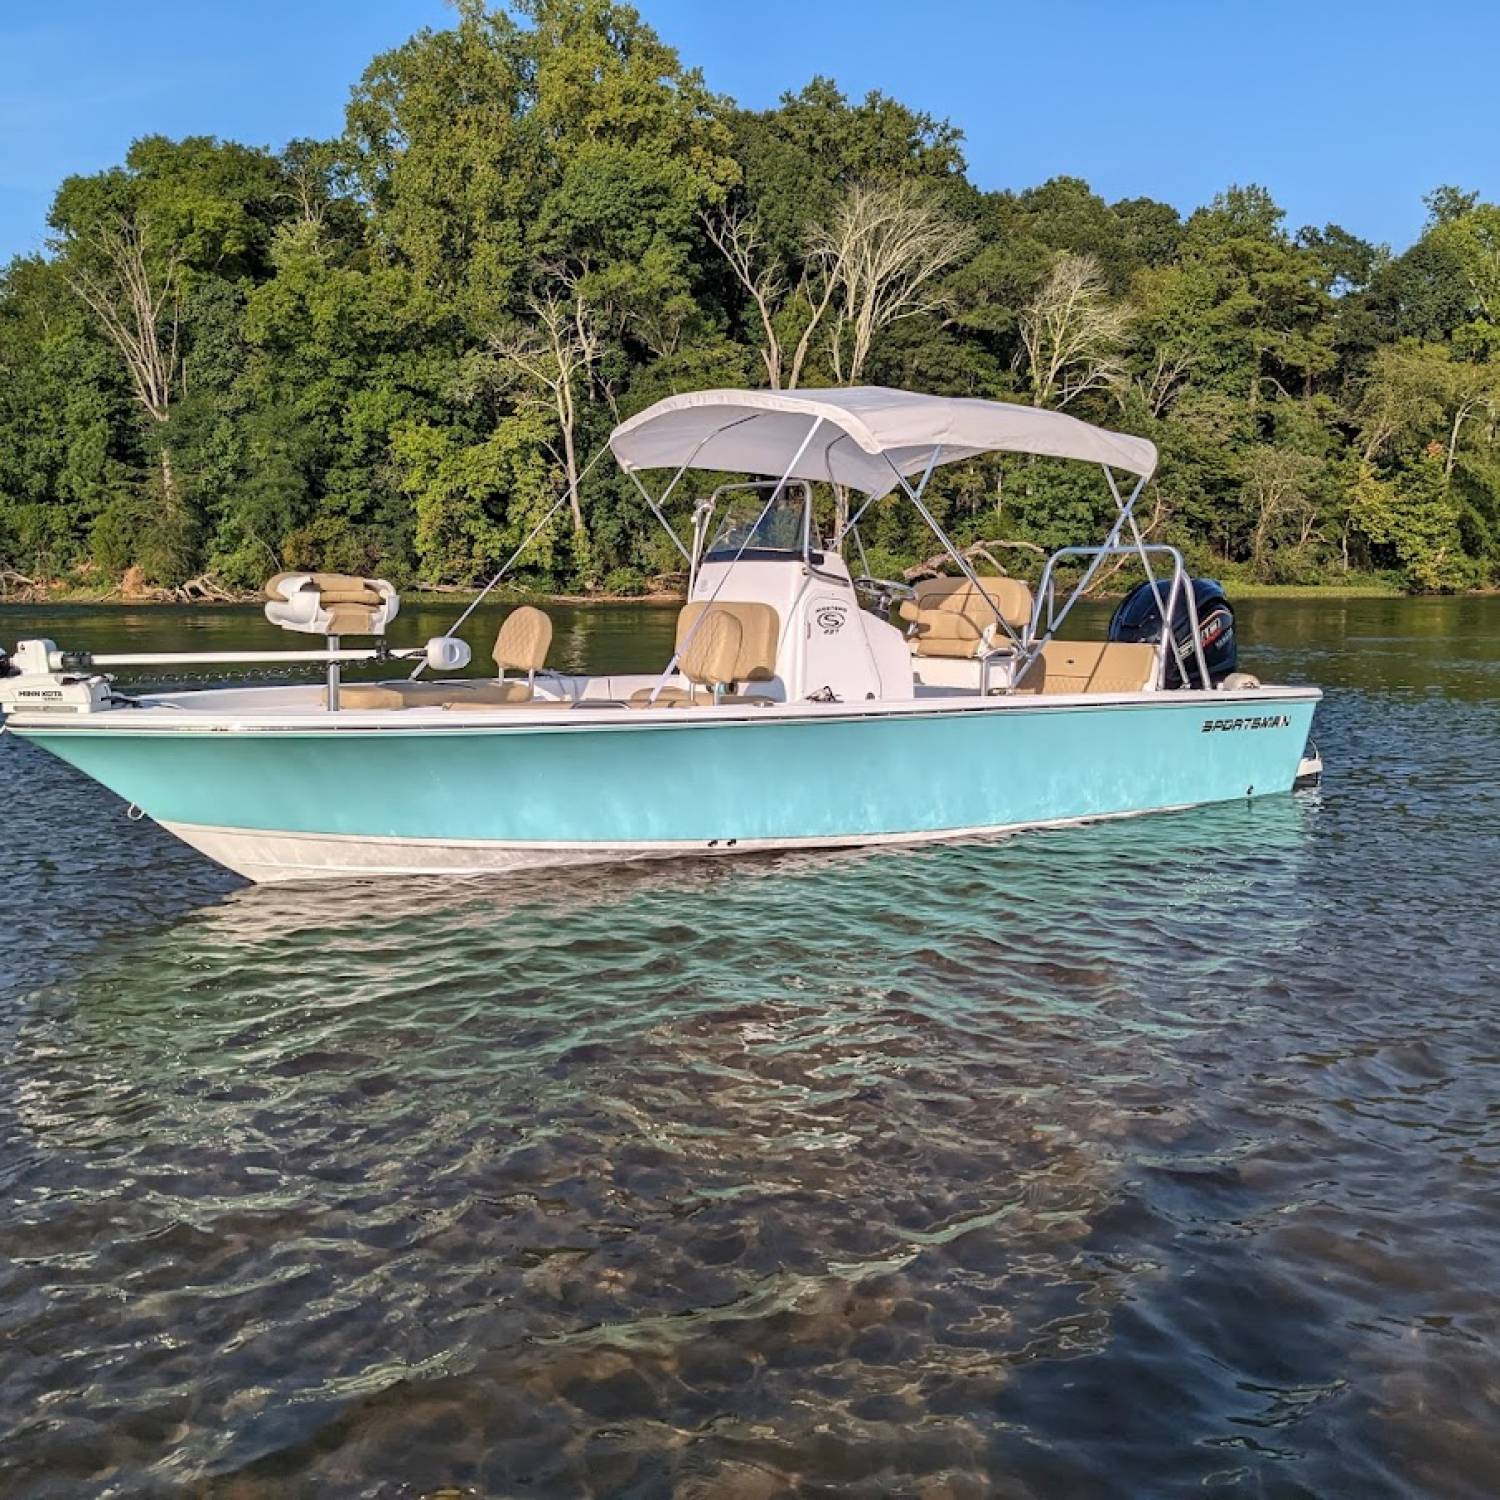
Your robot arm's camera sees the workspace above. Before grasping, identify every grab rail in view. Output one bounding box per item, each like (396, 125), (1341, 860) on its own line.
(1026, 543), (1211, 691)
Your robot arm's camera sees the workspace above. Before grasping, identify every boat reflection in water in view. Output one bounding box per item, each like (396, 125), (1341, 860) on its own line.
(5, 795), (1322, 1495)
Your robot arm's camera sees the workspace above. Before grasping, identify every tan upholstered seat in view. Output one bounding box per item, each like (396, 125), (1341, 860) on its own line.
(628, 609), (775, 708)
(442, 605), (560, 706)
(628, 685), (694, 707)
(1015, 641), (1158, 695)
(264, 572), (399, 637)
(628, 602), (779, 708)
(683, 609), (741, 686)
(675, 601), (779, 682)
(899, 576), (1033, 659)
(494, 606), (552, 677)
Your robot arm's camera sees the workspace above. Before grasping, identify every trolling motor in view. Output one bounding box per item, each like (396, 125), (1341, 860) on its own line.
(0, 639), (115, 716)
(0, 630), (476, 719)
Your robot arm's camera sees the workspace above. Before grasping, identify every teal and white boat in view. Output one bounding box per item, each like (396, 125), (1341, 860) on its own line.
(0, 388), (1321, 883)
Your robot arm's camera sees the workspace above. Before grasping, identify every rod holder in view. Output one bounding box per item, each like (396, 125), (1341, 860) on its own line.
(326, 635), (340, 711)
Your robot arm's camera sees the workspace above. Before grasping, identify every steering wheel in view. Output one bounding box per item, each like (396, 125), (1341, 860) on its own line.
(853, 576), (916, 611)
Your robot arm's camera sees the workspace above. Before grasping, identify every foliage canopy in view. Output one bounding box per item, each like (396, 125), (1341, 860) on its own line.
(2, 1), (1496, 597)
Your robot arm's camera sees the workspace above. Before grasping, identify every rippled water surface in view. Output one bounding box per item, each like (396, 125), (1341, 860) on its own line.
(2, 597), (1498, 1499)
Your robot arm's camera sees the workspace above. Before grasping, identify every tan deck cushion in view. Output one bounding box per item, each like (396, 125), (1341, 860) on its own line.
(338, 679), (538, 710)
(338, 681), (453, 710)
(1088, 643), (1158, 693)
(1016, 641), (1157, 695)
(493, 606), (552, 674)
(628, 685), (695, 706)
(446, 697), (576, 711)
(676, 601), (779, 682)
(453, 680), (535, 705)
(627, 691), (773, 709)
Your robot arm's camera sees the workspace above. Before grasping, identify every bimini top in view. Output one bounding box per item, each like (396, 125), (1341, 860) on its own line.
(609, 386), (1158, 496)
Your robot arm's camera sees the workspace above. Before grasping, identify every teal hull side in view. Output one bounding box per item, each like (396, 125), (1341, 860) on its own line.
(17, 696), (1318, 847)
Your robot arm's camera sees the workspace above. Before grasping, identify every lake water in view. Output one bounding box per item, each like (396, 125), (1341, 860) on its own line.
(1, 596), (1498, 1498)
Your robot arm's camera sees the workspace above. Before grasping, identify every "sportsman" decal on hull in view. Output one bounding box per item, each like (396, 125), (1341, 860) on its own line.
(1201, 714), (1292, 733)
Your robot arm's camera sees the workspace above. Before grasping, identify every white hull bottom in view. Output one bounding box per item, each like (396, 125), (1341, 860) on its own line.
(162, 807), (1199, 885)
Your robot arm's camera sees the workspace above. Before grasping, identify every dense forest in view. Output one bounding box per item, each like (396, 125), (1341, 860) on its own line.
(2, 0), (1498, 600)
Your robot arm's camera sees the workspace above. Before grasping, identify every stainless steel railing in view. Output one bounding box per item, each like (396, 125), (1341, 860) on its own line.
(1024, 543), (1211, 691)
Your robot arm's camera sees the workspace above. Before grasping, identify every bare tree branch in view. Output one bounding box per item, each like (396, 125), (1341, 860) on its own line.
(489, 275), (602, 536)
(703, 207), (787, 387)
(66, 215), (182, 425)
(811, 179), (974, 385)
(904, 537), (1047, 581)
(1018, 252), (1131, 410)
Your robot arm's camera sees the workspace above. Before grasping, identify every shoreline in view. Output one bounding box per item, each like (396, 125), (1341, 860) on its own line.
(0, 581), (1434, 609)
(0, 585), (691, 609)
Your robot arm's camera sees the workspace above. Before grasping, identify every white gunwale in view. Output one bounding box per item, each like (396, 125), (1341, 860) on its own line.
(9, 683), (1322, 736)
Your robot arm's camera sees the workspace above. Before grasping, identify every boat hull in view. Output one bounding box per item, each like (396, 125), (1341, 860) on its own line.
(13, 690), (1320, 883)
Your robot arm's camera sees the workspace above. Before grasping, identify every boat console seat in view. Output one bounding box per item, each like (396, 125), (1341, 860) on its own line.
(265, 572), (399, 637)
(433, 605), (561, 706)
(675, 601), (780, 681)
(493, 605), (553, 679)
(628, 607), (774, 707)
(900, 576), (1032, 658)
(1015, 641), (1158, 695)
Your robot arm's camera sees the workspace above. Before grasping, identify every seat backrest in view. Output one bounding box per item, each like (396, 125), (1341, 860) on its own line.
(900, 575), (1033, 658)
(676, 601), (779, 682)
(1019, 640), (1157, 694)
(494, 605), (552, 675)
(680, 610), (743, 690)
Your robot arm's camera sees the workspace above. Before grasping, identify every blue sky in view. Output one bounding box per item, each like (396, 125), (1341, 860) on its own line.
(2, 0), (1494, 265)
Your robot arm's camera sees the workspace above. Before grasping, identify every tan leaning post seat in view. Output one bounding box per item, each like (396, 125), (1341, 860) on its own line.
(629, 602), (778, 707)
(900, 576), (1032, 658)
(677, 601), (779, 682)
(1015, 641), (1158, 695)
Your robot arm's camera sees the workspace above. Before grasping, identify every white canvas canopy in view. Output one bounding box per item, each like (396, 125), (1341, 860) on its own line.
(609, 386), (1158, 496)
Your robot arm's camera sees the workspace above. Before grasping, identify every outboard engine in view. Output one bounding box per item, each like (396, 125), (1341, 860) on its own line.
(0, 645), (12, 679)
(1108, 577), (1236, 689)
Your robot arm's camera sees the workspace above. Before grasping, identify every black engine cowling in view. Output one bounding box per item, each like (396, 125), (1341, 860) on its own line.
(1108, 577), (1236, 689)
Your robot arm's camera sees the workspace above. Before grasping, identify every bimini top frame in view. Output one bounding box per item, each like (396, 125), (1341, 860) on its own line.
(610, 385), (1164, 668)
(609, 386), (1158, 496)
